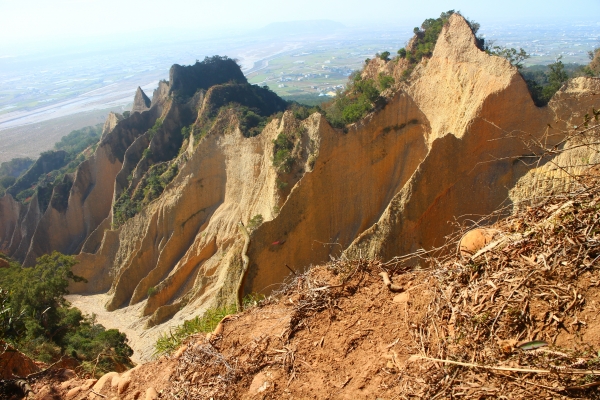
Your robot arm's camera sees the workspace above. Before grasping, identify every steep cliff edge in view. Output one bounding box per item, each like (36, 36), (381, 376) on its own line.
(2, 15), (598, 361)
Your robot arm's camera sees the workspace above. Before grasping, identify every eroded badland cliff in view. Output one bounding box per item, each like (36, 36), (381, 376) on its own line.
(1, 14), (599, 369)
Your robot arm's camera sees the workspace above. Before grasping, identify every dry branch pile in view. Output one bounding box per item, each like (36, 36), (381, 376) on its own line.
(399, 171), (600, 398)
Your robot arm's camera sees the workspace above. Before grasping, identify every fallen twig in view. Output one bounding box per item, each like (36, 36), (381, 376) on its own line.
(408, 355), (600, 375)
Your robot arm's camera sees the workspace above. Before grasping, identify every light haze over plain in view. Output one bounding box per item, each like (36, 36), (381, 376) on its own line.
(1, 0), (599, 52)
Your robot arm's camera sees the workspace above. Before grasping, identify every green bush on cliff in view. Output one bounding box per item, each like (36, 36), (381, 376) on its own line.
(397, 11), (483, 66)
(487, 45), (530, 69)
(0, 252), (134, 376)
(323, 73), (382, 128)
(148, 118), (163, 140)
(272, 132), (295, 173)
(112, 162), (179, 228)
(378, 73), (395, 91)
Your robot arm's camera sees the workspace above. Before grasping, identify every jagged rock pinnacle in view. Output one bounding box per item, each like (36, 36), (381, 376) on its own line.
(132, 87), (151, 114)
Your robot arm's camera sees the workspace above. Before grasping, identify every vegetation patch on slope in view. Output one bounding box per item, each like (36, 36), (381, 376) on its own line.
(112, 162), (178, 228)
(2, 124), (102, 204)
(0, 252), (134, 378)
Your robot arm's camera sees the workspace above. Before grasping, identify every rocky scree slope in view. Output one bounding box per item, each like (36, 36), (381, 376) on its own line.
(0, 15), (598, 361)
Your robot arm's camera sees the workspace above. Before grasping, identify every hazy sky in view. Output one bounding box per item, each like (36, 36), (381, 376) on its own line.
(1, 0), (599, 47)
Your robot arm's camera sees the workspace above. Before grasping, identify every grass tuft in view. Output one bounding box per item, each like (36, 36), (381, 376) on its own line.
(154, 303), (237, 356)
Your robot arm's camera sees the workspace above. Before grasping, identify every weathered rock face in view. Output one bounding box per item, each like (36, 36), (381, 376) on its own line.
(132, 87), (151, 114)
(3, 15), (599, 360)
(101, 112), (123, 140)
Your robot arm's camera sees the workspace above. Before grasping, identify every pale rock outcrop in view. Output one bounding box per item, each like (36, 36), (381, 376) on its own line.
(101, 112), (123, 140)
(246, 93), (428, 294)
(132, 87), (151, 114)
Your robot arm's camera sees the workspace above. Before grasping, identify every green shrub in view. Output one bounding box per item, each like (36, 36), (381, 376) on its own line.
(181, 125), (192, 140)
(247, 214), (264, 231)
(272, 133), (295, 173)
(379, 51), (391, 61)
(488, 46), (530, 69)
(154, 303), (237, 356)
(378, 74), (395, 91)
(404, 11), (483, 67)
(54, 124), (102, 154)
(113, 190), (141, 228)
(521, 58), (571, 106)
(113, 163), (179, 227)
(289, 102), (322, 120)
(15, 187), (35, 203)
(147, 286), (158, 297)
(0, 252), (133, 376)
(239, 108), (266, 137)
(0, 175), (16, 189)
(148, 118), (163, 140)
(323, 74), (382, 127)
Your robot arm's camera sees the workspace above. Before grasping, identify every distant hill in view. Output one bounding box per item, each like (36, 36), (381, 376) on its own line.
(255, 19), (346, 37)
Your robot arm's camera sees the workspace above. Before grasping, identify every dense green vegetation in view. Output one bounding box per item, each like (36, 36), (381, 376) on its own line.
(487, 46), (530, 69)
(236, 105), (270, 138)
(247, 214), (264, 232)
(272, 132), (296, 173)
(170, 55), (248, 100)
(54, 124), (102, 154)
(282, 94), (324, 107)
(322, 72), (383, 128)
(318, 11), (484, 129)
(3, 124), (102, 204)
(0, 158), (33, 196)
(271, 125), (305, 191)
(0, 252), (134, 376)
(520, 58), (574, 106)
(147, 118), (163, 140)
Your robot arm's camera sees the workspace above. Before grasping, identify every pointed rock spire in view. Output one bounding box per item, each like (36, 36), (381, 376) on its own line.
(131, 86), (151, 114)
